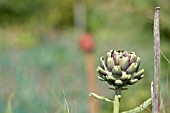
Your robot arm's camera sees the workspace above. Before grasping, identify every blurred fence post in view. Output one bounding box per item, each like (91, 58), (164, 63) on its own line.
(79, 34), (99, 113)
(73, 1), (86, 32)
(152, 7), (160, 113)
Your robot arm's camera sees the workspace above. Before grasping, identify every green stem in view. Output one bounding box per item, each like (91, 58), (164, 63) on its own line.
(113, 88), (121, 113)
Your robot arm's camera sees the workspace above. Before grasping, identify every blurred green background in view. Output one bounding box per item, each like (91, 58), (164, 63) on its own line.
(0, 0), (170, 113)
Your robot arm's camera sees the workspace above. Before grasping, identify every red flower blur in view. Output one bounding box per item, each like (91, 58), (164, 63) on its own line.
(79, 33), (95, 52)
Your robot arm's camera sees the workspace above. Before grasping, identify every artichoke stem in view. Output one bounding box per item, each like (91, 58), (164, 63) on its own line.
(113, 88), (121, 113)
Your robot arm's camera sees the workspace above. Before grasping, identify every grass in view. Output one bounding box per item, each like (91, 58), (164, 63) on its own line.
(5, 92), (14, 113)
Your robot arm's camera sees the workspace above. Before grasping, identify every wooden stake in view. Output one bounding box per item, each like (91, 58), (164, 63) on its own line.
(152, 7), (160, 113)
(79, 33), (99, 113)
(85, 53), (99, 113)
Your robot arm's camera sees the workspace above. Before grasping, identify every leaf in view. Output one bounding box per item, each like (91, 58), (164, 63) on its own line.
(89, 93), (114, 103)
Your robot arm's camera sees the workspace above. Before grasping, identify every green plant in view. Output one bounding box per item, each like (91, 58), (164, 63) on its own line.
(90, 50), (151, 113)
(5, 93), (14, 113)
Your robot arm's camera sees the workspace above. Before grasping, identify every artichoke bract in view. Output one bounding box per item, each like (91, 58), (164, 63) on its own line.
(97, 50), (144, 89)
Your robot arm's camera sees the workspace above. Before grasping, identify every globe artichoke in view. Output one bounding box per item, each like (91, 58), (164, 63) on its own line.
(97, 50), (144, 89)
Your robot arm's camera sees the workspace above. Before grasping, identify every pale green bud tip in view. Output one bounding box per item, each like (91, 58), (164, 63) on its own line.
(141, 74), (144, 78)
(119, 57), (129, 71)
(130, 54), (137, 63)
(126, 63), (138, 74)
(120, 74), (131, 80)
(107, 52), (112, 57)
(106, 75), (116, 81)
(112, 66), (122, 75)
(134, 69), (144, 79)
(115, 80), (123, 85)
(136, 57), (141, 64)
(97, 66), (107, 75)
(129, 79), (138, 85)
(98, 76), (105, 81)
(118, 95), (121, 98)
(107, 57), (115, 70)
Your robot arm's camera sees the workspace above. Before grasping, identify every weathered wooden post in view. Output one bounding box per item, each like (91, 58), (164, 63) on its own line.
(73, 1), (86, 32)
(152, 7), (160, 113)
(79, 34), (99, 113)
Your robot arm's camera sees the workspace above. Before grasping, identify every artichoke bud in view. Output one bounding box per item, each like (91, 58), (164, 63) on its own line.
(112, 66), (122, 75)
(129, 79), (138, 85)
(119, 57), (129, 71)
(115, 80), (123, 85)
(120, 74), (131, 80)
(134, 69), (144, 78)
(107, 57), (115, 70)
(126, 63), (137, 74)
(97, 66), (107, 75)
(97, 50), (144, 88)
